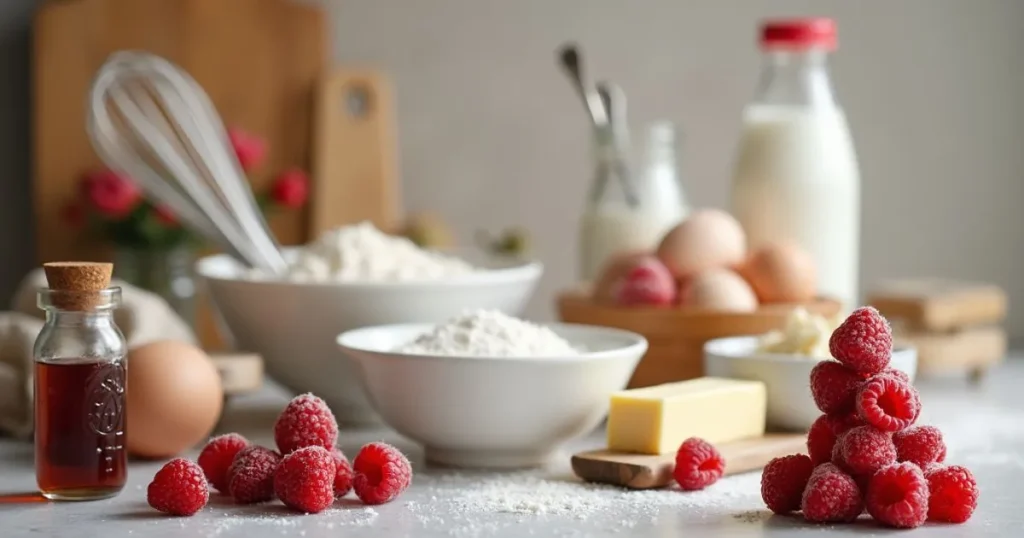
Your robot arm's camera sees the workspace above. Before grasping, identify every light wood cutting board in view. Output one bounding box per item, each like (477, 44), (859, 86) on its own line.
(572, 434), (805, 490)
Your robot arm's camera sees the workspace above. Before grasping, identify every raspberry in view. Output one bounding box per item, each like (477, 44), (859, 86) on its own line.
(333, 449), (354, 497)
(197, 433), (249, 493)
(856, 375), (921, 432)
(809, 361), (863, 415)
(760, 454), (814, 514)
(807, 413), (862, 465)
(866, 462), (929, 528)
(801, 463), (863, 523)
(147, 458), (209, 516)
(828, 306), (892, 375)
(228, 445), (282, 504)
(614, 258), (677, 306)
(352, 442), (413, 504)
(893, 425), (946, 468)
(673, 437), (725, 491)
(274, 446), (337, 513)
(838, 425), (897, 476)
(274, 393), (339, 454)
(878, 367), (911, 384)
(925, 465), (978, 523)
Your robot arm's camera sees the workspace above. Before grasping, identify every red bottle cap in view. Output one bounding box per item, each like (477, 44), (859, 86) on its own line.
(760, 18), (837, 51)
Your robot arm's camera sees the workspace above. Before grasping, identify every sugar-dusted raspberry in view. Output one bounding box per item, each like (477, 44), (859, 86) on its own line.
(198, 433), (249, 493)
(801, 463), (863, 523)
(332, 449), (354, 497)
(878, 367), (911, 384)
(274, 393), (339, 455)
(614, 258), (677, 306)
(828, 306), (892, 375)
(228, 445), (282, 504)
(274, 446), (337, 513)
(807, 413), (862, 465)
(893, 425), (946, 468)
(866, 462), (929, 528)
(760, 454), (814, 514)
(147, 458), (209, 516)
(673, 437), (726, 491)
(810, 361), (863, 415)
(353, 442), (413, 504)
(839, 425), (897, 476)
(925, 465), (979, 523)
(856, 375), (921, 432)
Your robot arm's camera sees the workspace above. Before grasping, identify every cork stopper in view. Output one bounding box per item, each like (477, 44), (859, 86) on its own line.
(42, 262), (114, 310)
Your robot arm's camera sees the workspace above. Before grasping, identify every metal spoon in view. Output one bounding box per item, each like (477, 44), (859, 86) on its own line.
(595, 80), (638, 207)
(556, 43), (608, 127)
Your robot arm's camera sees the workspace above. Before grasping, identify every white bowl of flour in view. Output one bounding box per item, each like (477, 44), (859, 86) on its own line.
(337, 310), (647, 469)
(196, 223), (543, 426)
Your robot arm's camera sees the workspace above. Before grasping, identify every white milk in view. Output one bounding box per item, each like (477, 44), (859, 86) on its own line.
(730, 104), (861, 310)
(578, 207), (677, 282)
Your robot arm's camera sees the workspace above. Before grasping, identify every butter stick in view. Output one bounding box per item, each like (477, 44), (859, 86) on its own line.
(607, 377), (767, 455)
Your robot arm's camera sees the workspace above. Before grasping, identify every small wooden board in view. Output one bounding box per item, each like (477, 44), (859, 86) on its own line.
(896, 326), (1006, 379)
(868, 279), (1007, 332)
(571, 434), (805, 490)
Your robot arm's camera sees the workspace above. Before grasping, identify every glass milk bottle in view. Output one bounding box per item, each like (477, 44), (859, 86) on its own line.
(730, 18), (861, 311)
(579, 122), (688, 281)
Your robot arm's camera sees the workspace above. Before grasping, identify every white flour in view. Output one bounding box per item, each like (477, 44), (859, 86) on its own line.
(252, 221), (477, 282)
(396, 310), (580, 357)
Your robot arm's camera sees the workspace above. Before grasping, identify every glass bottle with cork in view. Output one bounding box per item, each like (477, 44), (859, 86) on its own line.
(34, 262), (128, 501)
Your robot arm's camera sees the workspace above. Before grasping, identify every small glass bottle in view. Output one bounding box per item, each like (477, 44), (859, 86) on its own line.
(34, 262), (127, 501)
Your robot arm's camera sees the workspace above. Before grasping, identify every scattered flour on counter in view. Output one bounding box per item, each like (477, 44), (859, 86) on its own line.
(396, 310), (580, 357)
(251, 221), (477, 282)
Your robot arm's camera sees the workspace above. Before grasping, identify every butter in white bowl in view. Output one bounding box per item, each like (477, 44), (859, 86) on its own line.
(755, 307), (835, 358)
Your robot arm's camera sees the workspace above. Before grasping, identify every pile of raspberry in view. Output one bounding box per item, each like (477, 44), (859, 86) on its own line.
(147, 393), (413, 516)
(760, 307), (979, 528)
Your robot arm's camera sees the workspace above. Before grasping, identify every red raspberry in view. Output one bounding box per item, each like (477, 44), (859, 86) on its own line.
(614, 258), (677, 306)
(228, 445), (282, 504)
(333, 449), (354, 497)
(877, 367), (911, 384)
(807, 413), (862, 465)
(893, 425), (946, 468)
(274, 393), (339, 454)
(801, 463), (863, 523)
(147, 458), (209, 516)
(274, 446), (337, 513)
(197, 433), (249, 493)
(856, 375), (921, 432)
(673, 437), (725, 491)
(838, 425), (897, 476)
(760, 454), (814, 514)
(809, 361), (863, 414)
(828, 306), (892, 375)
(925, 465), (979, 523)
(352, 442), (413, 504)
(866, 462), (929, 528)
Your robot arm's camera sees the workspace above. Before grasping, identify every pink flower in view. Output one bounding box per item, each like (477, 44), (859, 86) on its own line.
(269, 168), (309, 209)
(154, 204), (178, 227)
(228, 127), (267, 172)
(80, 169), (141, 218)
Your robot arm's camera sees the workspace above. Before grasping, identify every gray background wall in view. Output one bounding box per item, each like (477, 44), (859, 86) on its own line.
(3, 1), (1022, 340)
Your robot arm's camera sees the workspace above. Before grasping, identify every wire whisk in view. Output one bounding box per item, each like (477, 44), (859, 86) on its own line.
(86, 50), (289, 275)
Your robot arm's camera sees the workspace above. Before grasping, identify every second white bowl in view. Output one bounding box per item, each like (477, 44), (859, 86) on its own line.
(337, 323), (647, 469)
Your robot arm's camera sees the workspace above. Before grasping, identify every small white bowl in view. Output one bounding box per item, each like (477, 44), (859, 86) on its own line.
(703, 336), (918, 432)
(197, 248), (542, 426)
(337, 323), (647, 469)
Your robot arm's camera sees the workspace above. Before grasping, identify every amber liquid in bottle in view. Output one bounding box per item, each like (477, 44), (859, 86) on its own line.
(35, 359), (127, 500)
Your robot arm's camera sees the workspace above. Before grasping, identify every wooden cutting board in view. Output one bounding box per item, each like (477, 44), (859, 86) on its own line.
(571, 434), (805, 490)
(867, 279), (1007, 332)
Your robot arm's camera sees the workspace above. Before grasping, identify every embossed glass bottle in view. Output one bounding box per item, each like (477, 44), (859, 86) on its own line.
(34, 262), (127, 501)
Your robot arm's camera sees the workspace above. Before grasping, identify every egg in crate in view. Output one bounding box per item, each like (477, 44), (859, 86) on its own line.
(741, 241), (817, 303)
(680, 268), (758, 312)
(656, 208), (746, 279)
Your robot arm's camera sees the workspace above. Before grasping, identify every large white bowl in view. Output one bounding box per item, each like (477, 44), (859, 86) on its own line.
(337, 322), (647, 469)
(703, 336), (918, 432)
(196, 249), (543, 425)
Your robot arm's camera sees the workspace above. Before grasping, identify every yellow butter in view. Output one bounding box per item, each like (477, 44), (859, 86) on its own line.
(607, 377), (767, 455)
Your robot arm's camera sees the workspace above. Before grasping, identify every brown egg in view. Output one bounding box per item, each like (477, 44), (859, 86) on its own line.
(126, 340), (223, 459)
(591, 250), (654, 303)
(680, 268), (758, 312)
(742, 241), (817, 303)
(656, 209), (746, 279)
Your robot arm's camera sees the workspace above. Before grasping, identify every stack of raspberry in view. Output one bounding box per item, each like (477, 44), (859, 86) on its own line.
(147, 393), (413, 517)
(760, 307), (979, 528)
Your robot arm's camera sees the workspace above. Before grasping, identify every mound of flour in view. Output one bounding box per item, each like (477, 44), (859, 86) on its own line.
(258, 221), (477, 282)
(397, 310), (580, 357)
